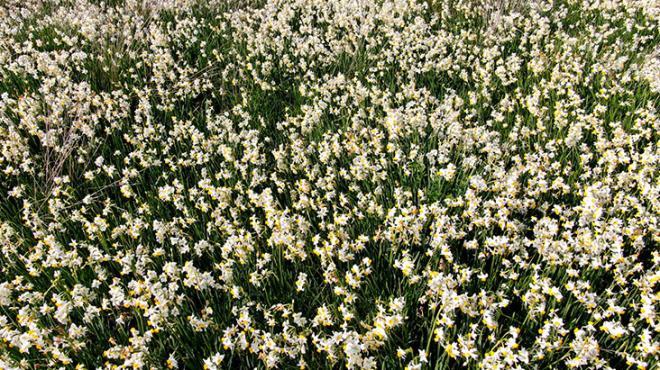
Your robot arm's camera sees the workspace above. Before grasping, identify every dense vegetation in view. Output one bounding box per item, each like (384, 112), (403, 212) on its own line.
(0, 0), (658, 368)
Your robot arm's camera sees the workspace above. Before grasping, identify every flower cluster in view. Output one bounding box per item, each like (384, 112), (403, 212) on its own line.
(0, 0), (658, 369)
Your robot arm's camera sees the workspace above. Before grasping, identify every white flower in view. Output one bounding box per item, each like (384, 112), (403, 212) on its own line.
(296, 272), (308, 292)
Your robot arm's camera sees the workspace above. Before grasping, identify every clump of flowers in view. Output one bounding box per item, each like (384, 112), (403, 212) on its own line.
(0, 0), (658, 368)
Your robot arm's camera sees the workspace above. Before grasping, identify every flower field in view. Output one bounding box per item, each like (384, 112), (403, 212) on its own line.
(0, 0), (658, 368)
